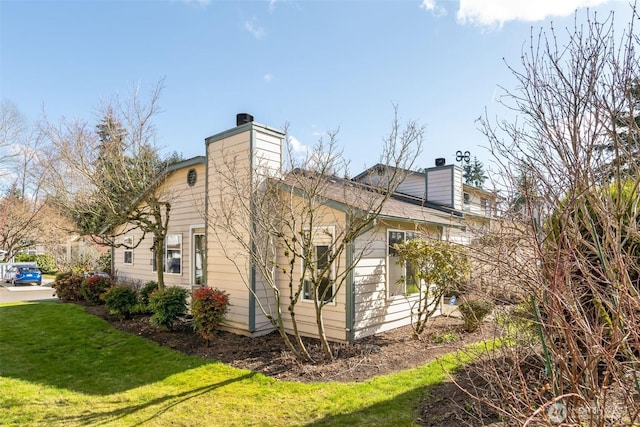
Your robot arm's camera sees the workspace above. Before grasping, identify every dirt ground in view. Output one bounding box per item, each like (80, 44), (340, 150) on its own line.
(83, 304), (499, 426)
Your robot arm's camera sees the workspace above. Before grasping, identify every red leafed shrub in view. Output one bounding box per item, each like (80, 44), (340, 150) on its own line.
(191, 287), (230, 344)
(80, 276), (113, 305)
(53, 272), (85, 302)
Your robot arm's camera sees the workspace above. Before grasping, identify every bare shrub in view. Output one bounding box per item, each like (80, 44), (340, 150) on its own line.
(465, 6), (640, 425)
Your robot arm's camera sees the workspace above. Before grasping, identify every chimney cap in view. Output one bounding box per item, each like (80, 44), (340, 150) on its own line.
(236, 113), (254, 127)
(435, 158), (446, 167)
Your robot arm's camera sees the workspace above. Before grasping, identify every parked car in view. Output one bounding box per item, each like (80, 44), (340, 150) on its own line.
(3, 264), (36, 283)
(7, 265), (42, 285)
(83, 271), (110, 279)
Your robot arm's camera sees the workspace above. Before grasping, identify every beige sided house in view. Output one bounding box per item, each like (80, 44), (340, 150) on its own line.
(114, 157), (207, 290)
(113, 115), (498, 343)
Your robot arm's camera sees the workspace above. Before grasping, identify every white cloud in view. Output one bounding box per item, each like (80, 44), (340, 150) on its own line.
(244, 17), (265, 39)
(456, 0), (612, 28)
(288, 135), (308, 154)
(420, 0), (436, 11)
(263, 73), (273, 82)
(420, 0), (447, 17)
(180, 0), (211, 7)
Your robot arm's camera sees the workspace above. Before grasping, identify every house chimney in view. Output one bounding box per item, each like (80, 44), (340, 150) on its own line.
(236, 113), (254, 127)
(435, 158), (446, 167)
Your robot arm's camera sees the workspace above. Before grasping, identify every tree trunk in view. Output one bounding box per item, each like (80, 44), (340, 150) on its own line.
(154, 234), (165, 289)
(315, 299), (333, 360)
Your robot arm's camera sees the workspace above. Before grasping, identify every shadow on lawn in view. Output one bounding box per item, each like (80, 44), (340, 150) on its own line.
(0, 303), (211, 395)
(53, 372), (256, 426)
(308, 386), (427, 427)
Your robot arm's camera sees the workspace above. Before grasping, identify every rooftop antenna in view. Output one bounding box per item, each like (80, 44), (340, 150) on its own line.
(455, 150), (471, 168)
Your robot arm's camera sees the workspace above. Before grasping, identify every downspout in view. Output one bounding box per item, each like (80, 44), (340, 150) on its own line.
(204, 149), (209, 288)
(248, 125), (256, 333)
(110, 245), (115, 276)
(345, 235), (355, 343)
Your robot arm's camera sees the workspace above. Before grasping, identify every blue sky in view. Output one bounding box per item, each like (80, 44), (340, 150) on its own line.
(1, 0), (632, 178)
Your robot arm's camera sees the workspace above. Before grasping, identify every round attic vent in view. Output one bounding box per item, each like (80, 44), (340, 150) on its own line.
(187, 168), (197, 187)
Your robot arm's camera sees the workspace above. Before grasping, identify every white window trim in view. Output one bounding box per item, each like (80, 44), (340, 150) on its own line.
(301, 225), (336, 305)
(192, 231), (205, 286)
(151, 234), (183, 275)
(164, 234), (182, 276)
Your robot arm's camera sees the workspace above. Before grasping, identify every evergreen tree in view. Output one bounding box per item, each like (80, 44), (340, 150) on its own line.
(463, 156), (487, 187)
(597, 79), (640, 178)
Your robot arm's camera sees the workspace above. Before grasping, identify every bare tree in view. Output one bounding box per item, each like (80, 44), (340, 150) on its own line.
(464, 6), (640, 425)
(0, 102), (70, 261)
(208, 110), (423, 361)
(0, 101), (24, 182)
(44, 82), (176, 287)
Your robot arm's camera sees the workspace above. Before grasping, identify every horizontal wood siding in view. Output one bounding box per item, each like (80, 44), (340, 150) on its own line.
(397, 174), (425, 198)
(277, 202), (348, 342)
(452, 167), (463, 210)
(113, 163), (206, 291)
(205, 124), (284, 336)
(207, 129), (252, 333)
(426, 168), (453, 207)
(253, 130), (282, 177)
(352, 223), (443, 340)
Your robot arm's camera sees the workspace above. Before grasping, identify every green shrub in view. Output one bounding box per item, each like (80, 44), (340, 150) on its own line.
(52, 272), (85, 302)
(459, 299), (493, 332)
(96, 252), (112, 275)
(139, 281), (159, 307)
(104, 286), (138, 319)
(191, 287), (230, 343)
(131, 302), (152, 315)
(80, 276), (113, 305)
(15, 254), (56, 274)
(148, 287), (188, 330)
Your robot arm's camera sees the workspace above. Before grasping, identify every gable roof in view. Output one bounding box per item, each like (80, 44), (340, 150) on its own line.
(355, 163), (497, 201)
(98, 156), (206, 236)
(280, 171), (466, 230)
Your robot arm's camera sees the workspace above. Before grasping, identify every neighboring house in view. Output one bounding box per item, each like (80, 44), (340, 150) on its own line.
(113, 156), (207, 289)
(112, 115), (498, 343)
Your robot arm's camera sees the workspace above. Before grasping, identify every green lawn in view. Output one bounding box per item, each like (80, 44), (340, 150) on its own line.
(0, 302), (489, 426)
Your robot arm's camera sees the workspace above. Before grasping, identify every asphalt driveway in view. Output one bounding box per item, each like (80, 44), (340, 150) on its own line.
(0, 278), (58, 303)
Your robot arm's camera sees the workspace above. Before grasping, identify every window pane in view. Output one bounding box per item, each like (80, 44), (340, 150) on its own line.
(302, 232), (334, 302)
(318, 277), (333, 302)
(124, 250), (133, 265)
(405, 262), (419, 294)
(165, 234), (182, 274)
(388, 254), (405, 297)
(388, 231), (405, 255)
(194, 234), (205, 285)
(303, 280), (312, 300)
(316, 245), (329, 269)
(388, 230), (421, 297)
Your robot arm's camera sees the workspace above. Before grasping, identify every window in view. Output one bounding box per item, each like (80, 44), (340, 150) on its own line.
(123, 237), (133, 265)
(481, 198), (491, 216)
(151, 234), (182, 274)
(193, 233), (205, 285)
(187, 168), (197, 187)
(302, 227), (335, 303)
(387, 230), (419, 297)
(166, 235), (182, 274)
